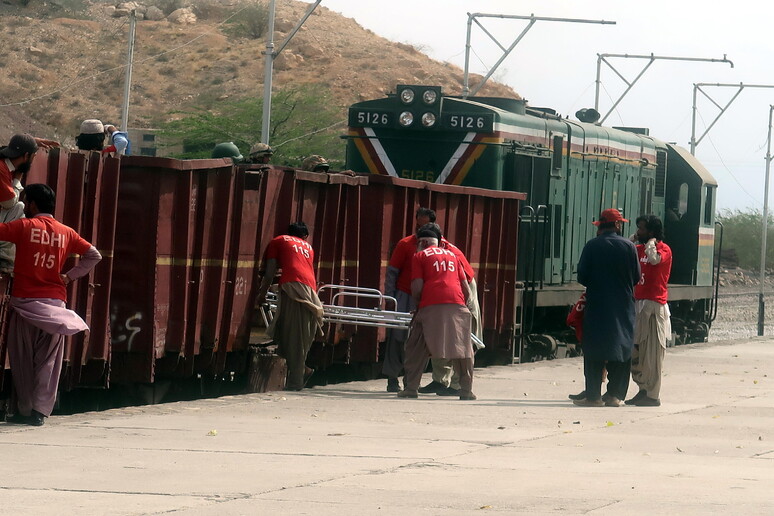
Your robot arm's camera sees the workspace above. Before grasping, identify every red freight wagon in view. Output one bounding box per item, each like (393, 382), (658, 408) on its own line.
(0, 151), (524, 395)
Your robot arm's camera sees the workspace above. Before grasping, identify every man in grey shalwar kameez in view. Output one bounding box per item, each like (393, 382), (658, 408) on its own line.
(576, 209), (640, 407)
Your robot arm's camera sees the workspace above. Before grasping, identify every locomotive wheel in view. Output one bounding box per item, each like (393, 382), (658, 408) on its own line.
(526, 334), (558, 360)
(689, 322), (710, 343)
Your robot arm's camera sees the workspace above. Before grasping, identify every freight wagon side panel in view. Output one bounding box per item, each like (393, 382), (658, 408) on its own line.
(23, 150), (114, 389)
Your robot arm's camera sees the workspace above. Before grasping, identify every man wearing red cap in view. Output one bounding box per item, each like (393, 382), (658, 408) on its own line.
(575, 209), (640, 407)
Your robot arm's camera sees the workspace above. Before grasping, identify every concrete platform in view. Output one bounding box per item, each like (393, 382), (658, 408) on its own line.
(2, 338), (773, 515)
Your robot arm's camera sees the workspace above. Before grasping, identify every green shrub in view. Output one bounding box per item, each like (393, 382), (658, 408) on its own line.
(716, 209), (774, 270)
(225, 3), (269, 40)
(157, 84), (345, 165)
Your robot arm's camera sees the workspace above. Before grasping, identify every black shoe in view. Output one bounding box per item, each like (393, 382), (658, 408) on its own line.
(5, 413), (29, 424)
(386, 378), (400, 393)
(568, 390), (586, 401)
(436, 386), (460, 396)
(601, 392), (613, 403)
(417, 381), (446, 394)
(625, 390), (647, 405)
(573, 398), (604, 407)
(29, 411), (45, 426)
(630, 396), (661, 407)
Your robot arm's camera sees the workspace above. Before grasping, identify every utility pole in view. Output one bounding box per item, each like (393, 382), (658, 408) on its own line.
(120, 9), (137, 132)
(691, 85), (774, 333)
(758, 105), (774, 336)
(260, 0), (277, 145)
(260, 0), (322, 146)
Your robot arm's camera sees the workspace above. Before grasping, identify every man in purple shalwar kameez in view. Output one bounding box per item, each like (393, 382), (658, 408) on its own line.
(1, 184), (101, 426)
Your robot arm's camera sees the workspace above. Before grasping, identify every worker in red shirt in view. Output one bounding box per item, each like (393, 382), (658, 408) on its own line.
(1, 184), (101, 426)
(417, 223), (481, 396)
(398, 224), (476, 401)
(257, 222), (324, 391)
(627, 215), (672, 407)
(382, 207), (435, 392)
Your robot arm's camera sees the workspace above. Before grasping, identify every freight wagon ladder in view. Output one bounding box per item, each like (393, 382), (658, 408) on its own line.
(260, 284), (484, 349)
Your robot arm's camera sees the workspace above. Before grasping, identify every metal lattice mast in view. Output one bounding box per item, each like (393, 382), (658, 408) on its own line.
(462, 13), (615, 98)
(593, 53), (733, 125)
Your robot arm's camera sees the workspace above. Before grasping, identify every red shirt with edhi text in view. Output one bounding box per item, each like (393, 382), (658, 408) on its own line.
(264, 235), (317, 290)
(411, 245), (466, 308)
(390, 235), (475, 293)
(442, 239), (474, 281)
(0, 214), (92, 300)
(566, 292), (586, 342)
(635, 241), (672, 304)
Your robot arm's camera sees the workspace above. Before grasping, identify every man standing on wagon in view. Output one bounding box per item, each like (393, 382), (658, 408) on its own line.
(2, 184), (101, 426)
(575, 209), (640, 407)
(398, 224), (476, 400)
(256, 222), (324, 391)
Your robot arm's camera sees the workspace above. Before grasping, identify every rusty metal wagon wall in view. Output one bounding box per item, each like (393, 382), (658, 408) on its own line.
(0, 150), (524, 391)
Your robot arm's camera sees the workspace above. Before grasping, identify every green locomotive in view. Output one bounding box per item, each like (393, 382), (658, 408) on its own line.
(345, 84), (718, 361)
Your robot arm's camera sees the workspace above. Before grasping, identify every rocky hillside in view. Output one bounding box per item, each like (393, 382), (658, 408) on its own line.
(0, 0), (518, 146)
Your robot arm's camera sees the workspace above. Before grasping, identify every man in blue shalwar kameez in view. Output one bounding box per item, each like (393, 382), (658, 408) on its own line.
(575, 209), (640, 407)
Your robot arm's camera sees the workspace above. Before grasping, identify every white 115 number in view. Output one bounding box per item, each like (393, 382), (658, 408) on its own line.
(432, 260), (455, 272)
(33, 252), (55, 269)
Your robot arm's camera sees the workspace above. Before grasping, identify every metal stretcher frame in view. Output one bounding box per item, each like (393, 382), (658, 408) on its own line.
(260, 284), (485, 350)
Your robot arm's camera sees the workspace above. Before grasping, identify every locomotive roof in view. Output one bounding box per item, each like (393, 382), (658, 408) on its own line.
(666, 143), (718, 186)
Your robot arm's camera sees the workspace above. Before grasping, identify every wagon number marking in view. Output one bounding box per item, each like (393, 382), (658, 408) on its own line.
(235, 276), (246, 296)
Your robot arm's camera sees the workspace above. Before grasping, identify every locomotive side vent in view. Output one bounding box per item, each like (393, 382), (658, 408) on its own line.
(655, 150), (667, 197)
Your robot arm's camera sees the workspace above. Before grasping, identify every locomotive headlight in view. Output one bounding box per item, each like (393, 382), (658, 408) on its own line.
(422, 89), (438, 105)
(399, 111), (414, 127)
(421, 112), (436, 127)
(400, 88), (415, 104)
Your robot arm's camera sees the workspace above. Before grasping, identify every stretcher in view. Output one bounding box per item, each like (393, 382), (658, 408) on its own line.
(260, 284), (485, 350)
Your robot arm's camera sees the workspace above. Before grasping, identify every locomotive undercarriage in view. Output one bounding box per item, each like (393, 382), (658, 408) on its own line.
(517, 297), (713, 363)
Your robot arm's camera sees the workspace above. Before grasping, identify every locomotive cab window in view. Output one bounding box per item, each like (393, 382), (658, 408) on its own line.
(703, 185), (715, 225)
(678, 183), (689, 217)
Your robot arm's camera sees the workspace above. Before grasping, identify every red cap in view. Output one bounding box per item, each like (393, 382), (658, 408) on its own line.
(592, 208), (628, 226)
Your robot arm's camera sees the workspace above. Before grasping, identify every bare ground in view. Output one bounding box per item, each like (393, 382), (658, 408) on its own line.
(710, 270), (774, 341)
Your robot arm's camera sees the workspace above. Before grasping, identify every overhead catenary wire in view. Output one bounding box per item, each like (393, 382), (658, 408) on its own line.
(599, 82), (624, 126)
(697, 111), (759, 204)
(273, 120), (346, 149)
(564, 80), (595, 115)
(0, 6), (250, 109)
